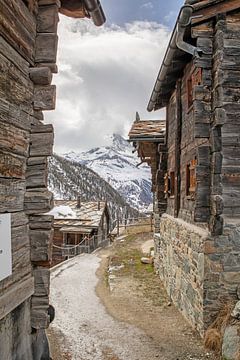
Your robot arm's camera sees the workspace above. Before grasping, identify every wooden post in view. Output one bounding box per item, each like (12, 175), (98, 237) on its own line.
(74, 234), (77, 256)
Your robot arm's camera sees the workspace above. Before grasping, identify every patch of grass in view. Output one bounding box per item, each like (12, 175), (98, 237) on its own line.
(108, 231), (168, 307)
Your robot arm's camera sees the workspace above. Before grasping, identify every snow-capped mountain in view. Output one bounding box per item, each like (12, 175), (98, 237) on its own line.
(48, 154), (139, 226)
(63, 134), (152, 211)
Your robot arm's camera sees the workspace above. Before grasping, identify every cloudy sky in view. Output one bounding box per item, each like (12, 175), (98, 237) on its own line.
(45, 0), (183, 153)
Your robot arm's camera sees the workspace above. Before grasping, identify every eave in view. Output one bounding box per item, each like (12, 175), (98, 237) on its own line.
(147, 0), (240, 112)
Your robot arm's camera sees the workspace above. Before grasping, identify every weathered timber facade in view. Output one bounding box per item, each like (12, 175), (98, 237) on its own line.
(128, 115), (166, 234)
(0, 1), (105, 358)
(49, 200), (110, 266)
(146, 0), (240, 335)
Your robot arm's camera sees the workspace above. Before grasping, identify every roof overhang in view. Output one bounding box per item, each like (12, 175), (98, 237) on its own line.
(59, 0), (106, 26)
(60, 226), (93, 233)
(147, 0), (239, 112)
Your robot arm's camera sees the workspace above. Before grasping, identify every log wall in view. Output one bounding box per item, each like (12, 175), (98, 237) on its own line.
(155, 9), (240, 334)
(0, 0), (59, 358)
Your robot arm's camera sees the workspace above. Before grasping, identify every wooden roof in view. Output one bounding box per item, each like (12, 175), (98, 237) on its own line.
(48, 200), (107, 229)
(128, 120), (166, 141)
(59, 0), (106, 26)
(148, 0), (240, 111)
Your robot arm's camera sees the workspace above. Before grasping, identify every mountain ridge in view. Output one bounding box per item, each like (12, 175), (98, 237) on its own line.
(48, 154), (139, 225)
(63, 134), (152, 211)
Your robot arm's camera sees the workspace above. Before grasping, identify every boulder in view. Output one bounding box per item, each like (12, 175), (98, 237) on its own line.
(231, 301), (240, 319)
(222, 325), (240, 360)
(141, 257), (153, 265)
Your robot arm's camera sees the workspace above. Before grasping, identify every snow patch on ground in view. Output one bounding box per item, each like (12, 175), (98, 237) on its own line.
(49, 254), (159, 360)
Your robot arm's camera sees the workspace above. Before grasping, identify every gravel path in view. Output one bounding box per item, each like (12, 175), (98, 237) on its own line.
(49, 254), (162, 360)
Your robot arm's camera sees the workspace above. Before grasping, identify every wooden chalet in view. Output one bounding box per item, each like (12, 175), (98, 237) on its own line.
(128, 114), (166, 219)
(136, 0), (240, 335)
(0, 1), (105, 359)
(49, 199), (110, 266)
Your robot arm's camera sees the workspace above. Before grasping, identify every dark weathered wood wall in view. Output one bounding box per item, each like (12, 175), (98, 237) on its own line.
(0, 0), (59, 356)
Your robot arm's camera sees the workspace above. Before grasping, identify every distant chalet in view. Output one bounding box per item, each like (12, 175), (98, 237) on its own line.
(128, 117), (166, 206)
(49, 200), (110, 266)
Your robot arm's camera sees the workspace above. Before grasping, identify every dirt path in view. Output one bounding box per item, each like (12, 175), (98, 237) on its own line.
(48, 230), (217, 360)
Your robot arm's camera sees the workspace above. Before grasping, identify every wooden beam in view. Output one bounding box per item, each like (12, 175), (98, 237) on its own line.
(29, 67), (52, 85)
(0, 276), (34, 321)
(192, 0), (240, 25)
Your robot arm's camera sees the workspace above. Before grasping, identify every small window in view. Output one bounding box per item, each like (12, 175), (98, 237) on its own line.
(169, 171), (175, 197)
(186, 158), (197, 197)
(164, 173), (169, 195)
(164, 172), (175, 197)
(192, 68), (202, 86)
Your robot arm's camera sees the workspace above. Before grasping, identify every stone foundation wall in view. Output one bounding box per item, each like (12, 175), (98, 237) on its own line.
(155, 214), (208, 334)
(155, 214), (240, 334)
(203, 220), (240, 326)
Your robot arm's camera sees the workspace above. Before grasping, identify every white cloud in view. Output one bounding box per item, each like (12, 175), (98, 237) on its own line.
(140, 2), (154, 10)
(45, 16), (169, 153)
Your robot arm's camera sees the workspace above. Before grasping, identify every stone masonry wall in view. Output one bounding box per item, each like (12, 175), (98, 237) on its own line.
(156, 214), (207, 335)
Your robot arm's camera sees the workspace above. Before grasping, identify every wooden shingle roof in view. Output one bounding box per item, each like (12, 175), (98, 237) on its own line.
(128, 120), (166, 141)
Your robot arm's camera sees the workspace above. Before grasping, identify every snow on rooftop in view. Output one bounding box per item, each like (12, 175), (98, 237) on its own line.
(47, 205), (77, 219)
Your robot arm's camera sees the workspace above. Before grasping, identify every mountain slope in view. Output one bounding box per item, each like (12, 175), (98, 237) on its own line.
(64, 134), (152, 211)
(48, 154), (139, 225)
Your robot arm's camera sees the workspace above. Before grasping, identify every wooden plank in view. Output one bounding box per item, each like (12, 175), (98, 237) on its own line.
(0, 121), (29, 156)
(30, 229), (53, 262)
(223, 189), (240, 208)
(24, 190), (53, 214)
(37, 4), (59, 33)
(35, 34), (58, 63)
(192, 0), (240, 25)
(12, 225), (29, 253)
(11, 212), (28, 228)
(31, 124), (53, 133)
(194, 100), (211, 124)
(197, 146), (210, 166)
(30, 132), (54, 157)
(223, 147), (240, 166)
(0, 149), (26, 179)
(211, 152), (223, 174)
(29, 215), (53, 230)
(194, 123), (210, 138)
(0, 98), (31, 131)
(33, 267), (50, 296)
(0, 179), (25, 212)
(0, 53), (34, 107)
(31, 297), (49, 329)
(29, 67), (52, 85)
(26, 163), (48, 188)
(0, 0), (36, 63)
(0, 276), (34, 321)
(0, 36), (29, 76)
(38, 0), (61, 6)
(36, 62), (58, 74)
(27, 156), (47, 166)
(33, 85), (56, 111)
(191, 21), (214, 38)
